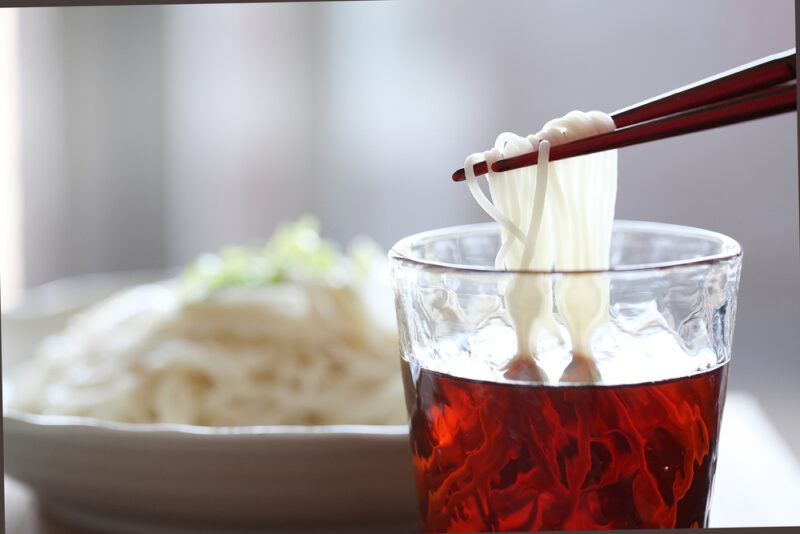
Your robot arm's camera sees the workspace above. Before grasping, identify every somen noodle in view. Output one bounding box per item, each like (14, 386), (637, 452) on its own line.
(463, 111), (617, 382)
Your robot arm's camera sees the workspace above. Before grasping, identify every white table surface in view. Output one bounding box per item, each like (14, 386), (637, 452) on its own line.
(708, 392), (800, 527)
(5, 391), (800, 533)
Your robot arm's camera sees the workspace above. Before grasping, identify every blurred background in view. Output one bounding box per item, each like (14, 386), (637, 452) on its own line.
(1, 1), (797, 451)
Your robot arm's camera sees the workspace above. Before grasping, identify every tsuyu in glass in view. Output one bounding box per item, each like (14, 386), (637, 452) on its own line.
(389, 221), (741, 532)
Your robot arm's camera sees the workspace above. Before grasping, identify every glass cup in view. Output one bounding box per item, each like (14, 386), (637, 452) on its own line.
(389, 220), (742, 532)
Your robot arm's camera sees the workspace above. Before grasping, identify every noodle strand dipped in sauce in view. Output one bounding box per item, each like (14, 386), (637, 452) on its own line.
(464, 111), (617, 383)
(406, 112), (726, 531)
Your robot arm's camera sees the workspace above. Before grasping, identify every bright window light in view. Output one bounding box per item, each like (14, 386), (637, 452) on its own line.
(0, 9), (23, 312)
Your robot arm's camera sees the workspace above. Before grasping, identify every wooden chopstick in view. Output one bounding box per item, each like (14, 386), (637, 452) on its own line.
(612, 48), (795, 127)
(492, 82), (796, 174)
(452, 48), (797, 182)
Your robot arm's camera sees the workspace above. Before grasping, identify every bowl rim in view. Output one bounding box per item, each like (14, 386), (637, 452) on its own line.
(4, 408), (408, 438)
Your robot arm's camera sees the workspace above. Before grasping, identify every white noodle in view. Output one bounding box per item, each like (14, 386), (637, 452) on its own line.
(519, 139), (550, 270)
(465, 111), (617, 382)
(464, 152), (526, 246)
(7, 258), (406, 426)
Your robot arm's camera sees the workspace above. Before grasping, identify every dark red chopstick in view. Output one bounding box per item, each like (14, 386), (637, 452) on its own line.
(452, 48), (797, 182)
(612, 48), (795, 128)
(494, 82), (796, 174)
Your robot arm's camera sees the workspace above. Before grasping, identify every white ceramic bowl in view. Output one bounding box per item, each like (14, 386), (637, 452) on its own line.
(2, 272), (418, 533)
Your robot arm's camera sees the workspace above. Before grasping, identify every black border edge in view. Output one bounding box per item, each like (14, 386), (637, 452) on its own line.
(0, 2), (798, 533)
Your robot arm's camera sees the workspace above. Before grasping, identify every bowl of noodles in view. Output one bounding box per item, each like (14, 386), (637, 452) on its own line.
(2, 218), (418, 533)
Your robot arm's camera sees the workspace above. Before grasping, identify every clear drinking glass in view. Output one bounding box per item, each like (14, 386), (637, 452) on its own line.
(389, 220), (742, 532)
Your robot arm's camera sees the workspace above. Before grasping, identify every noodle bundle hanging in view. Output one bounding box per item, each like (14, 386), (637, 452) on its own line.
(463, 110), (618, 382)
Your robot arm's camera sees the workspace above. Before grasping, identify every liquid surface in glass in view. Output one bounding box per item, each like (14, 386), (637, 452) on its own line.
(403, 360), (728, 532)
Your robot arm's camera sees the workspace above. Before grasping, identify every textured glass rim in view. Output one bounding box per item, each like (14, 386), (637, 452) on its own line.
(389, 220), (742, 275)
